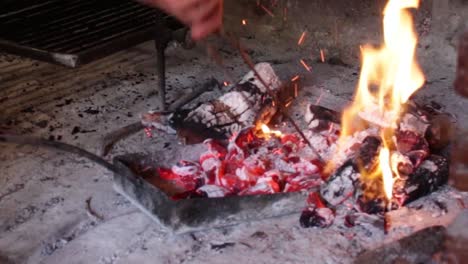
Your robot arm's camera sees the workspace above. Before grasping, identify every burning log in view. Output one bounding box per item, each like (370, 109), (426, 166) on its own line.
(142, 63), (285, 144)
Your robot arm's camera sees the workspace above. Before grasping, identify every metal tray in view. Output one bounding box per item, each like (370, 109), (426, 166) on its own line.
(112, 151), (306, 234)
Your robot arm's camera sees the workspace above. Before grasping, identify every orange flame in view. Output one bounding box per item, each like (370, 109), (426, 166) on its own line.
(261, 124), (282, 139)
(337, 0), (425, 200)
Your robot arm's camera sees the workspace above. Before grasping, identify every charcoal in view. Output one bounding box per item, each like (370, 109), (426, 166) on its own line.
(305, 104), (341, 132)
(395, 130), (429, 154)
(299, 207), (334, 228)
(356, 136), (381, 171)
(357, 196), (386, 214)
(425, 113), (456, 152)
(392, 155), (449, 206)
(399, 112), (429, 136)
(320, 161), (360, 207)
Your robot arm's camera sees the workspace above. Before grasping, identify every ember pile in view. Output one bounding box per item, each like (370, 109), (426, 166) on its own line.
(159, 126), (324, 200)
(144, 0), (453, 230)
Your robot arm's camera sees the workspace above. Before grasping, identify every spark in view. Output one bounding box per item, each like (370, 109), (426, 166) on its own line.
(144, 127), (153, 138)
(283, 7), (288, 21)
(320, 49), (325, 63)
(328, 123), (334, 134)
(223, 81), (230, 86)
(294, 83), (298, 97)
(291, 75), (300, 82)
(314, 86), (325, 105)
(298, 31), (307, 45)
(260, 4), (275, 17)
(242, 19), (247, 26)
(300, 59), (312, 72)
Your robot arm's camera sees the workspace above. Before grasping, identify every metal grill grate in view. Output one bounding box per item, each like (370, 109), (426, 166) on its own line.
(0, 0), (181, 67)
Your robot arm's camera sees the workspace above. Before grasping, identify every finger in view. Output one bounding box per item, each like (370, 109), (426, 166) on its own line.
(185, 0), (220, 25)
(191, 16), (222, 40)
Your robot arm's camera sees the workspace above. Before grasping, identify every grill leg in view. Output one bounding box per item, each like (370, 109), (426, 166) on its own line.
(155, 40), (168, 110)
(154, 16), (173, 110)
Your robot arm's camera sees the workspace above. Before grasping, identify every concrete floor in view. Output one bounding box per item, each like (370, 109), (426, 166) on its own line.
(1, 0), (468, 262)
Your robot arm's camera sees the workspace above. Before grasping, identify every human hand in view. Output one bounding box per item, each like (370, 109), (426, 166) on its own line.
(141, 0), (223, 40)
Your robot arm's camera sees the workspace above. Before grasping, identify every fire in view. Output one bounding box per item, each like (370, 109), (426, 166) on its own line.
(337, 0), (425, 200)
(260, 124), (282, 139)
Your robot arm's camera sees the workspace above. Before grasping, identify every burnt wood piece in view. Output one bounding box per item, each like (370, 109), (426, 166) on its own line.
(455, 32), (468, 97)
(321, 147), (448, 214)
(99, 79), (219, 156)
(305, 104), (341, 132)
(143, 63), (284, 144)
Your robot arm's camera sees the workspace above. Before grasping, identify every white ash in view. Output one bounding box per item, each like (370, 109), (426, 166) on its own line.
(420, 160), (438, 173)
(329, 127), (379, 169)
(140, 112), (176, 134)
(391, 151), (412, 168)
(399, 113), (429, 135)
(447, 210), (468, 240)
(198, 185), (230, 198)
(304, 131), (330, 158)
(239, 62), (282, 93)
(321, 165), (361, 207)
(182, 63), (282, 136)
(184, 91), (253, 134)
(358, 103), (398, 128)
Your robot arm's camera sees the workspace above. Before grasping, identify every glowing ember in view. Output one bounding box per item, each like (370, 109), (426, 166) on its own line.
(320, 49), (325, 63)
(260, 124), (282, 139)
(291, 75), (300, 82)
(300, 59), (312, 72)
(298, 31), (307, 46)
(337, 0), (425, 200)
(242, 19), (247, 26)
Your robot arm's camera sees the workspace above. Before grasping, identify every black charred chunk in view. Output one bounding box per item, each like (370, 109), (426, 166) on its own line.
(356, 136), (382, 171)
(357, 195), (386, 214)
(300, 207), (334, 228)
(320, 161), (360, 207)
(401, 155), (449, 205)
(307, 105), (341, 132)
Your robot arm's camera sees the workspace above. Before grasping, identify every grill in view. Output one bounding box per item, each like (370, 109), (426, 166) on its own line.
(0, 0), (183, 67)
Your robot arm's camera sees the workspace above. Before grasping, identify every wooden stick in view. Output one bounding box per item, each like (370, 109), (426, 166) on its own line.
(224, 33), (324, 162)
